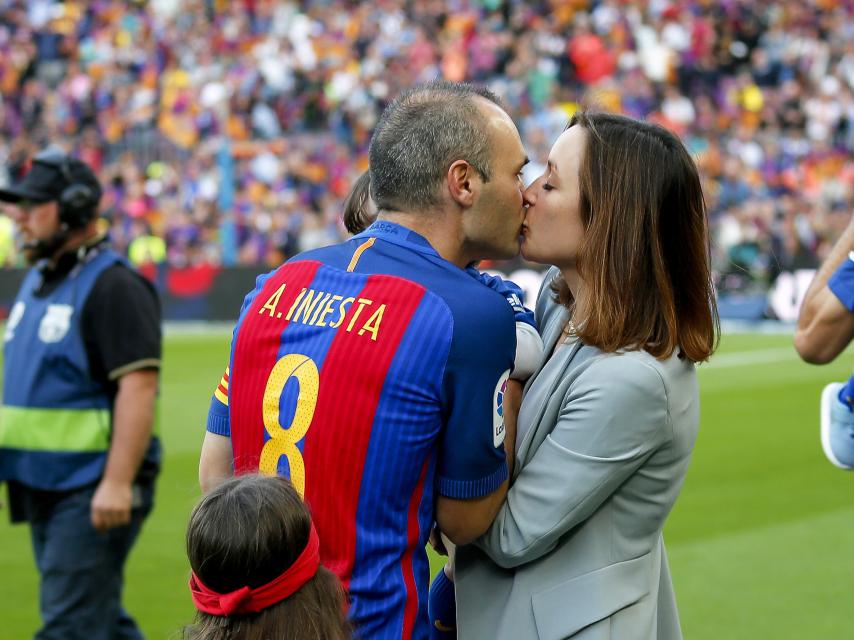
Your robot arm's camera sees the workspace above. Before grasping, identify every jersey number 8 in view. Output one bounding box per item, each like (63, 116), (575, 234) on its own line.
(259, 353), (319, 496)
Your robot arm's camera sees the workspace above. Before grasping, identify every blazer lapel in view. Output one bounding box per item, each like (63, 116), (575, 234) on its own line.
(523, 306), (568, 395)
(514, 339), (583, 477)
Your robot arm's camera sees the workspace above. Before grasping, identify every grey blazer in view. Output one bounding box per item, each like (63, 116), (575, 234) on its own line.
(455, 268), (699, 640)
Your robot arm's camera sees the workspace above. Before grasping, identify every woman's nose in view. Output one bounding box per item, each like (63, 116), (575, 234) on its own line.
(523, 183), (536, 208)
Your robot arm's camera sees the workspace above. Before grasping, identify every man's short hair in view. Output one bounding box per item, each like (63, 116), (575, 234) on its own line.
(368, 80), (503, 212)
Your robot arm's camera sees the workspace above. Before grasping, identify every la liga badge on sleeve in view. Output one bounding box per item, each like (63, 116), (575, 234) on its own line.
(493, 369), (511, 448)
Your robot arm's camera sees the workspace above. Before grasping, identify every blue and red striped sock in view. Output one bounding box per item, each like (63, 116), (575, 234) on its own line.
(428, 566), (456, 639)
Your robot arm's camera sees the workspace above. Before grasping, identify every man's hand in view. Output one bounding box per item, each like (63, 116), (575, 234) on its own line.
(429, 523), (449, 556)
(91, 478), (133, 532)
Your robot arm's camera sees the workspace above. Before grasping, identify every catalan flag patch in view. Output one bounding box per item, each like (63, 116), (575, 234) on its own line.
(213, 367), (229, 406)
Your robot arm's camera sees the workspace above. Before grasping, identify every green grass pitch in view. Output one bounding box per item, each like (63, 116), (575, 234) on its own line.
(1, 330), (853, 638)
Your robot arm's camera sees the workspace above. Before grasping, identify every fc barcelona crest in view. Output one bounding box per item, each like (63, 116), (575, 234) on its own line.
(38, 304), (74, 344)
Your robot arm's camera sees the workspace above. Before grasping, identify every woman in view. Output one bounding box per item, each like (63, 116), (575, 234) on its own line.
(185, 475), (350, 640)
(455, 112), (719, 640)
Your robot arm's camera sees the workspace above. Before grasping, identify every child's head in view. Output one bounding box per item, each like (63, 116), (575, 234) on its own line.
(186, 475), (349, 640)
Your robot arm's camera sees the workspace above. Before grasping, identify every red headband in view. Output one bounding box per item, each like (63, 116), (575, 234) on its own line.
(189, 523), (320, 616)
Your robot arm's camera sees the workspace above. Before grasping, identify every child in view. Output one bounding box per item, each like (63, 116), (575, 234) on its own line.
(185, 475), (350, 640)
(344, 172), (543, 638)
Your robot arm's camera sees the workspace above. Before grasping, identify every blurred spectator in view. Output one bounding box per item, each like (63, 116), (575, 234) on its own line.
(0, 213), (14, 265)
(0, 0), (851, 297)
(127, 220), (166, 267)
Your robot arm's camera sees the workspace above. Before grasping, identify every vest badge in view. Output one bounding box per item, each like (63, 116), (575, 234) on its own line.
(39, 304), (74, 344)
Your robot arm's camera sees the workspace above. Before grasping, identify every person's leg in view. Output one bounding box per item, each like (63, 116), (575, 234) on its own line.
(102, 482), (156, 640)
(33, 484), (153, 640)
(108, 488), (153, 640)
(821, 378), (854, 470)
(29, 514), (49, 595)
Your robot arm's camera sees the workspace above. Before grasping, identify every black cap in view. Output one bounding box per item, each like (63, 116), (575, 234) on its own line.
(0, 149), (102, 205)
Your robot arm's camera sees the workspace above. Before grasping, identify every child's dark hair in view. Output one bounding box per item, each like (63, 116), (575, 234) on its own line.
(185, 475), (350, 640)
(342, 171), (375, 234)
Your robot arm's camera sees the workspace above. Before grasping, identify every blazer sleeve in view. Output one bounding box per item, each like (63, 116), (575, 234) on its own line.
(476, 355), (672, 568)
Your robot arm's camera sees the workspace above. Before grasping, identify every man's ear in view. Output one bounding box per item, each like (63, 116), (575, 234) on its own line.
(446, 160), (480, 208)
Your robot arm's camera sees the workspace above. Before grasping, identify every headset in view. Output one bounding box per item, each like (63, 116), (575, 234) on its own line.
(33, 150), (99, 229)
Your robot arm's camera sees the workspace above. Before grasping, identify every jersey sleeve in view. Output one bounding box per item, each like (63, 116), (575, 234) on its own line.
(466, 267), (542, 379)
(206, 269), (276, 438)
(828, 251), (854, 311)
(513, 321), (544, 380)
(466, 267), (536, 329)
(437, 296), (516, 499)
(206, 366), (230, 436)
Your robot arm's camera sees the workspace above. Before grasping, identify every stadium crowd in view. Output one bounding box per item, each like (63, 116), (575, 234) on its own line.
(0, 0), (852, 293)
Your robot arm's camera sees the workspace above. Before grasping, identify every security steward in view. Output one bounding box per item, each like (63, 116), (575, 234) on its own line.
(0, 148), (161, 640)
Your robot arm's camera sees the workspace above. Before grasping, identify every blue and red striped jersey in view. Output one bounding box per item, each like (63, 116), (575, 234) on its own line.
(207, 221), (515, 639)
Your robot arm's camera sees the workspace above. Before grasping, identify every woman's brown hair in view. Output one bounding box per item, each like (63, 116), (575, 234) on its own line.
(185, 475), (350, 640)
(553, 112), (719, 362)
(342, 170), (375, 234)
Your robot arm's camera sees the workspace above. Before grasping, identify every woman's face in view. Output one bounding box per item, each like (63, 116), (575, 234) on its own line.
(521, 126), (587, 268)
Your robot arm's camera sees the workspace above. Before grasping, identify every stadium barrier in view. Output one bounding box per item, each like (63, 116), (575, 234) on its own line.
(0, 266), (812, 322)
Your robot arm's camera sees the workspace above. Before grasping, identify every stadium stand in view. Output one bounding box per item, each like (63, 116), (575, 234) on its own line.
(0, 0), (852, 300)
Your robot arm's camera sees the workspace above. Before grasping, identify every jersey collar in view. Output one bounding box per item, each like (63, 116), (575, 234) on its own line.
(353, 220), (443, 260)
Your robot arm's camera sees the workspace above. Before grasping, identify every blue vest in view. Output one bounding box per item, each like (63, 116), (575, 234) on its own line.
(1, 248), (128, 490)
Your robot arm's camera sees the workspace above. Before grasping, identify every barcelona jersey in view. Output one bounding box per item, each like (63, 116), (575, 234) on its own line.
(207, 221), (515, 640)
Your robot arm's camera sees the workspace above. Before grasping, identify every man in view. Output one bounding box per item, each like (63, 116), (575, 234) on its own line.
(0, 149), (161, 639)
(795, 214), (854, 469)
(199, 81), (530, 639)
